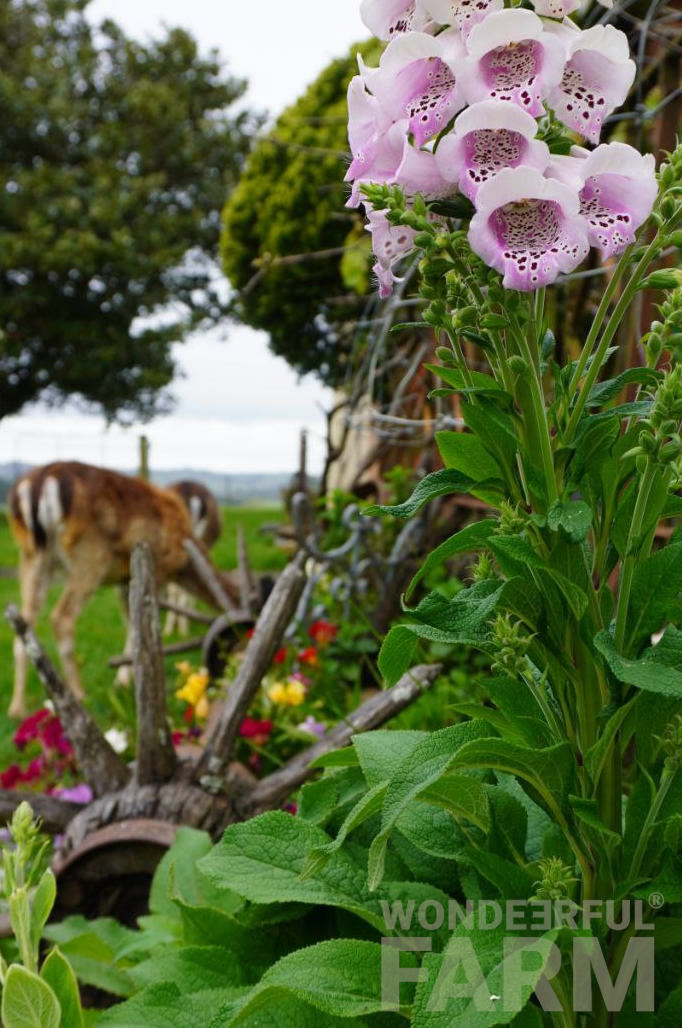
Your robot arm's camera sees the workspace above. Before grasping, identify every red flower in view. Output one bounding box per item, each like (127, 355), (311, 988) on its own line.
(285, 802), (298, 816)
(184, 705), (195, 725)
(309, 620), (338, 646)
(13, 709), (50, 750)
(20, 757), (45, 783)
(172, 731), (185, 747)
(240, 718), (274, 740)
(273, 647), (287, 665)
(1, 765), (23, 789)
(298, 647), (319, 667)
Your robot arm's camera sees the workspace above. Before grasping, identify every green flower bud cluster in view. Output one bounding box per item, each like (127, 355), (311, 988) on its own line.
(644, 288), (682, 367)
(628, 365), (682, 471)
(532, 857), (577, 901)
(491, 613), (533, 677)
(472, 552), (497, 583)
(656, 139), (682, 239)
(497, 500), (528, 536)
(2, 802), (51, 895)
(659, 714), (682, 772)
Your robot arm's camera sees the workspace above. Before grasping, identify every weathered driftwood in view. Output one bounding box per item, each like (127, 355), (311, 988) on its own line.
(130, 544), (176, 786)
(195, 552), (307, 786)
(4, 606), (129, 797)
(184, 538), (241, 616)
(108, 636), (204, 668)
(0, 790), (81, 834)
(244, 663), (442, 813)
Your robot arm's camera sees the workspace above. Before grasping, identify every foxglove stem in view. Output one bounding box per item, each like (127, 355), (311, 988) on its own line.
(511, 305), (558, 507)
(613, 459), (657, 654)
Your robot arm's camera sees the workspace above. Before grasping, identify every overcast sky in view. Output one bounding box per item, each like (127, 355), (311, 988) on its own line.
(0, 0), (367, 475)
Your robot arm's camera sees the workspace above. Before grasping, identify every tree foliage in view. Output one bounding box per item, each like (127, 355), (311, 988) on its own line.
(0, 0), (256, 421)
(221, 41), (380, 388)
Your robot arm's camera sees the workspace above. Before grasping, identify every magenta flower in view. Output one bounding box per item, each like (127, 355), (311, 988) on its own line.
(366, 208), (418, 297)
(547, 24), (635, 144)
(360, 0), (432, 40)
(459, 10), (565, 118)
(469, 167), (589, 291)
(421, 0), (503, 40)
(56, 783), (93, 805)
(435, 100), (550, 202)
(363, 30), (465, 147)
(299, 716), (327, 740)
(550, 144), (657, 259)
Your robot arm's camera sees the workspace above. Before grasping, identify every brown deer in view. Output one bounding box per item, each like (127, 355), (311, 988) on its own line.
(164, 480), (222, 637)
(7, 461), (240, 718)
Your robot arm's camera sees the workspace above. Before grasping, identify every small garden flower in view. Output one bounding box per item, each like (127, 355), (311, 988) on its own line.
(175, 670), (209, 707)
(366, 208), (418, 297)
(363, 30), (465, 146)
(360, 0), (432, 40)
(575, 143), (657, 257)
(268, 679), (307, 707)
(300, 716), (327, 740)
(309, 620), (339, 645)
(346, 77), (406, 207)
(435, 100), (550, 201)
(547, 23), (635, 144)
(297, 646), (319, 667)
(240, 718), (274, 741)
(56, 783), (93, 805)
(459, 9), (565, 118)
(104, 727), (128, 754)
(421, 0), (503, 40)
(468, 166), (589, 290)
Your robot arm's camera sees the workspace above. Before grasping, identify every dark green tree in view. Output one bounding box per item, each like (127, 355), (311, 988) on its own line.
(221, 41), (380, 388)
(0, 0), (257, 421)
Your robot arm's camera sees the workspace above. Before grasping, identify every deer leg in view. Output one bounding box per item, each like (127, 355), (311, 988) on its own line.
(9, 551), (52, 719)
(50, 562), (105, 702)
(115, 584), (134, 687)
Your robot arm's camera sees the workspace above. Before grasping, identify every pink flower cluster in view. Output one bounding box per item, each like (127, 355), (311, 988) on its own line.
(349, 0), (657, 293)
(0, 708), (79, 792)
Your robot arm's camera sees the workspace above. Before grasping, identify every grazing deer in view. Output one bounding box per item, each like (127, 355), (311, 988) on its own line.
(7, 461), (240, 718)
(164, 480), (222, 637)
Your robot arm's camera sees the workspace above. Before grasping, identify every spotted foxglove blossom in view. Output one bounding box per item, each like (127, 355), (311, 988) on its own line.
(366, 208), (419, 297)
(362, 30), (465, 147)
(435, 100), (550, 202)
(459, 10), (565, 118)
(421, 0), (503, 40)
(550, 143), (657, 258)
(547, 24), (635, 144)
(469, 167), (589, 291)
(530, 0), (581, 18)
(360, 0), (432, 39)
(346, 76), (406, 206)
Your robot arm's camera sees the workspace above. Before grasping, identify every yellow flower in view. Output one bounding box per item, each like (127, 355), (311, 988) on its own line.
(194, 694), (210, 720)
(175, 661), (193, 676)
(268, 681), (288, 705)
(285, 679), (306, 707)
(175, 670), (209, 706)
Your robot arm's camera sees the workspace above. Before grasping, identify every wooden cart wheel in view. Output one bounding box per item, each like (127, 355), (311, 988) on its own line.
(202, 613), (254, 679)
(52, 819), (179, 925)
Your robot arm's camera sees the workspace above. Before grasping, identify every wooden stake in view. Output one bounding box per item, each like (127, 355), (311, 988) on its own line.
(183, 538), (241, 616)
(129, 544), (176, 786)
(195, 553), (307, 787)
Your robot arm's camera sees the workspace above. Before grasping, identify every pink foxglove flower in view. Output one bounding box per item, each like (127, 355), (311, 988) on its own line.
(459, 10), (565, 118)
(469, 166), (589, 291)
(360, 0), (432, 40)
(547, 24), (635, 144)
(366, 208), (418, 297)
(421, 0), (503, 40)
(346, 76), (407, 207)
(435, 100), (550, 202)
(396, 142), (451, 198)
(362, 30), (465, 147)
(550, 144), (657, 258)
(530, 0), (581, 19)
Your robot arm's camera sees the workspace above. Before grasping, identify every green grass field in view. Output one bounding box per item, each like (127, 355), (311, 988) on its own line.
(0, 506), (287, 766)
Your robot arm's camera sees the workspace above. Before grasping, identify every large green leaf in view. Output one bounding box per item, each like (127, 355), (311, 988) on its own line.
(546, 500), (593, 543)
(595, 627), (682, 697)
(365, 469), (475, 520)
(627, 545), (682, 653)
(43, 918), (137, 998)
(353, 731), (427, 786)
(129, 946), (251, 993)
(1, 966), (61, 1028)
(368, 721), (493, 889)
(98, 984), (246, 1028)
(412, 924), (560, 1027)
(225, 941), (410, 1024)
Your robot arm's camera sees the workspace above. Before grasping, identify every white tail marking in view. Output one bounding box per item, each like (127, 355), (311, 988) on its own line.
(37, 476), (63, 537)
(16, 480), (33, 532)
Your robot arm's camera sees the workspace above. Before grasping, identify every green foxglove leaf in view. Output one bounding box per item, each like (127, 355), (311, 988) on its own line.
(627, 544), (682, 653)
(595, 627), (682, 697)
(365, 469), (474, 520)
(97, 983), (246, 1028)
(41, 948), (83, 1028)
(546, 500), (593, 543)
(406, 520), (497, 600)
(1, 965), (61, 1028)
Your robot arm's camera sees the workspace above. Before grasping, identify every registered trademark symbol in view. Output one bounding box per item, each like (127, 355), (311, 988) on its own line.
(648, 892), (665, 909)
